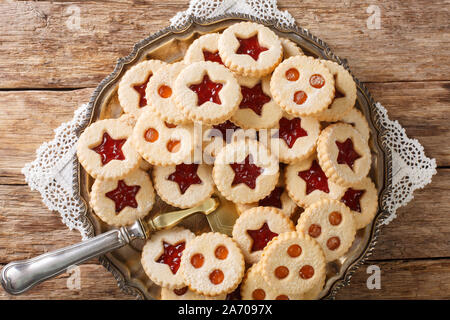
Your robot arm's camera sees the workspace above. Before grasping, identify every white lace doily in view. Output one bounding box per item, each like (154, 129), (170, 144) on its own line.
(22, 0), (436, 240)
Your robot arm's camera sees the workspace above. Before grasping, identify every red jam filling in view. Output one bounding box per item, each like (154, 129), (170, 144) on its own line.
(105, 180), (141, 214)
(173, 287), (188, 296)
(133, 74), (152, 108)
(274, 117), (308, 149)
(202, 50), (223, 65)
(341, 188), (365, 212)
(230, 155), (264, 189)
(189, 74), (223, 106)
(156, 241), (186, 275)
(236, 35), (268, 61)
(91, 132), (126, 166)
(335, 138), (361, 170)
(298, 160), (330, 195)
(239, 82), (271, 116)
(209, 120), (241, 144)
(258, 187), (284, 209)
(167, 163), (203, 194)
(246, 222), (278, 252)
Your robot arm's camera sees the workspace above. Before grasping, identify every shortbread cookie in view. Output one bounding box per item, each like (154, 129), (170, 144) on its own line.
(313, 60), (357, 122)
(218, 22), (283, 77)
(297, 199), (356, 262)
(118, 59), (166, 117)
(317, 123), (371, 186)
(340, 108), (370, 142)
(231, 75), (283, 129)
(260, 231), (326, 295)
(146, 62), (188, 124)
(131, 110), (194, 166)
(90, 168), (155, 227)
(285, 155), (345, 208)
(184, 33), (224, 65)
(118, 113), (137, 127)
(262, 113), (320, 163)
(77, 118), (141, 180)
(141, 227), (195, 289)
(340, 177), (378, 229)
(153, 163), (214, 209)
(232, 207), (295, 264)
(180, 232), (245, 297)
(213, 139), (279, 204)
(281, 38), (304, 59)
(161, 286), (226, 300)
(270, 55), (335, 117)
(241, 264), (304, 300)
(236, 186), (297, 218)
(173, 61), (241, 125)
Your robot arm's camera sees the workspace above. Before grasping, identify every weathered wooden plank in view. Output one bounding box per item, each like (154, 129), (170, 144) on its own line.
(0, 170), (448, 264)
(0, 263), (131, 300)
(0, 0), (448, 89)
(0, 88), (93, 185)
(336, 259), (450, 299)
(0, 80), (447, 186)
(1, 259), (449, 299)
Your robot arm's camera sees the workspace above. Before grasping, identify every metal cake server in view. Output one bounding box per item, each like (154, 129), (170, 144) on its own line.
(1, 195), (240, 295)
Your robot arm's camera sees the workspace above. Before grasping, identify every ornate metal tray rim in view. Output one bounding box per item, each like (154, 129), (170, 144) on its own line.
(71, 13), (393, 300)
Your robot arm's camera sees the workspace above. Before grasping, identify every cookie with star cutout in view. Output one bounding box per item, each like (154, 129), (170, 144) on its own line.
(213, 139), (279, 204)
(218, 22), (283, 77)
(152, 163), (215, 209)
(90, 168), (155, 227)
(76, 118), (141, 180)
(141, 227), (195, 289)
(317, 123), (371, 186)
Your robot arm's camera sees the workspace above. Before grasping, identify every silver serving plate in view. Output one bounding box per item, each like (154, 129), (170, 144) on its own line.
(72, 14), (393, 300)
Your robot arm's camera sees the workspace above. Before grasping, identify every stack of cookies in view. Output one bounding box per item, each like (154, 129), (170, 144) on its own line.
(76, 21), (378, 300)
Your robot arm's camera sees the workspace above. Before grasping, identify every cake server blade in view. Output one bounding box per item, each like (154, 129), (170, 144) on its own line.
(205, 191), (240, 236)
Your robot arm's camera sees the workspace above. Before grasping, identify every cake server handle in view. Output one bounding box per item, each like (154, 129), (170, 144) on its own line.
(0, 220), (146, 295)
(1, 197), (218, 295)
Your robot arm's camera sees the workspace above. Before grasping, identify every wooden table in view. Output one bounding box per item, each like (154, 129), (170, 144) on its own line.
(0, 0), (448, 300)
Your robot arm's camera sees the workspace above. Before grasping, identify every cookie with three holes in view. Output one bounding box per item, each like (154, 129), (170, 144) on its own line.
(180, 232), (245, 297)
(260, 231), (326, 295)
(296, 199), (356, 262)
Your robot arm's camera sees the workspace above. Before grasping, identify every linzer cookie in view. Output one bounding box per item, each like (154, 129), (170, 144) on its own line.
(296, 199), (356, 262)
(118, 59), (167, 117)
(231, 75), (283, 130)
(184, 33), (224, 65)
(340, 177), (378, 229)
(313, 60), (357, 122)
(340, 108), (370, 142)
(281, 38), (304, 59)
(270, 55), (335, 117)
(262, 113), (320, 163)
(218, 22), (283, 77)
(285, 154), (345, 208)
(241, 264), (304, 300)
(317, 123), (371, 186)
(260, 231), (326, 295)
(153, 163), (214, 209)
(180, 232), (245, 297)
(77, 119), (141, 180)
(173, 61), (241, 125)
(131, 110), (194, 166)
(232, 207), (294, 264)
(213, 139), (279, 204)
(146, 62), (188, 125)
(141, 227), (195, 289)
(161, 286), (226, 300)
(90, 168), (155, 227)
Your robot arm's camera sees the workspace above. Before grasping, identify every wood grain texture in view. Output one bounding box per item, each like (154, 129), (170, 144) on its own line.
(0, 0), (449, 88)
(0, 0), (448, 300)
